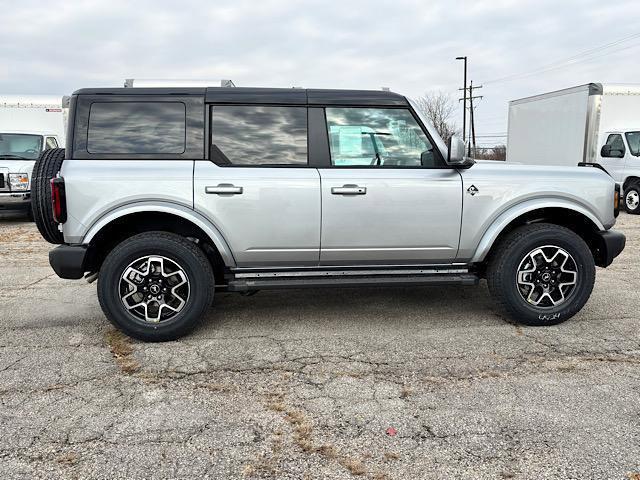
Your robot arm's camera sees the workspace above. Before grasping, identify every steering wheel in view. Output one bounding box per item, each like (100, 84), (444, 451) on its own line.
(24, 148), (38, 154)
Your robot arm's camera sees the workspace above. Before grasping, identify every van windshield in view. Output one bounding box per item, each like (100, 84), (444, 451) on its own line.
(626, 131), (640, 156)
(0, 133), (43, 160)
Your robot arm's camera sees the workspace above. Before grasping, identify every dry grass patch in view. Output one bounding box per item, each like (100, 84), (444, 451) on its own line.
(56, 451), (79, 466)
(400, 385), (412, 399)
(266, 394), (375, 477)
(339, 456), (367, 476)
(383, 451), (400, 461)
(105, 329), (140, 374)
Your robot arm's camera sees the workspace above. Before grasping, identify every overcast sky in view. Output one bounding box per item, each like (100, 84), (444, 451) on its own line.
(2, 0), (639, 145)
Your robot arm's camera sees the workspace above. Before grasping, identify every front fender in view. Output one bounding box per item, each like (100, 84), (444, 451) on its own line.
(467, 198), (605, 264)
(81, 201), (237, 267)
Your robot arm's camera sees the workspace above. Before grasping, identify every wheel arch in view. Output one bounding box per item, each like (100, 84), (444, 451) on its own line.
(82, 203), (236, 280)
(471, 202), (605, 266)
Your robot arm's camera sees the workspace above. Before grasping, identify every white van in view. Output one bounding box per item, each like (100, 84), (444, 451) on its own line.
(0, 95), (68, 215)
(506, 84), (640, 213)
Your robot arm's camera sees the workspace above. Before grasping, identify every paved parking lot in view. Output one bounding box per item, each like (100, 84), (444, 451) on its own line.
(0, 213), (639, 479)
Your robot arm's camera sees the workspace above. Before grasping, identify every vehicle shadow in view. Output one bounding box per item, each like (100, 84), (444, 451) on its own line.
(200, 282), (500, 336)
(0, 211), (31, 223)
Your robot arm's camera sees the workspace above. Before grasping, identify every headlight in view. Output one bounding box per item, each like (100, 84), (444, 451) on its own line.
(8, 173), (29, 191)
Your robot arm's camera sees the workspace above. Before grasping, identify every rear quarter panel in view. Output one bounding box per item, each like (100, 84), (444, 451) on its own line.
(61, 160), (194, 243)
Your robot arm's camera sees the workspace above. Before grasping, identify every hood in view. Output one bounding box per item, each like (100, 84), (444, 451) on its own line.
(0, 159), (37, 176)
(0, 159), (37, 190)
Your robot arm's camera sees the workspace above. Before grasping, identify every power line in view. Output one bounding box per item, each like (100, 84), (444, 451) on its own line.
(483, 31), (640, 85)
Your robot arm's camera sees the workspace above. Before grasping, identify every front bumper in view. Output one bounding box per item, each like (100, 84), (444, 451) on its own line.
(0, 191), (30, 210)
(49, 245), (88, 279)
(593, 229), (626, 268)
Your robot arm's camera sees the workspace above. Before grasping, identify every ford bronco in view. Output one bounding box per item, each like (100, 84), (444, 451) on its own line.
(31, 87), (626, 341)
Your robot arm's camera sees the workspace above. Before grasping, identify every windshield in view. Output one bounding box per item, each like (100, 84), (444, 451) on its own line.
(0, 133), (43, 160)
(625, 131), (640, 156)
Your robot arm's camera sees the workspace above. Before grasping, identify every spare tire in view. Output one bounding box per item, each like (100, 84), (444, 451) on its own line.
(32, 148), (66, 244)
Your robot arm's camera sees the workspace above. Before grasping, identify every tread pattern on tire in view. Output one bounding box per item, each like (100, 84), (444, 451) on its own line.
(97, 231), (215, 342)
(486, 223), (595, 326)
(31, 148), (66, 244)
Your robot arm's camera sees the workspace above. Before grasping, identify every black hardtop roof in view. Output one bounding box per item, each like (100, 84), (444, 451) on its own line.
(72, 87), (409, 106)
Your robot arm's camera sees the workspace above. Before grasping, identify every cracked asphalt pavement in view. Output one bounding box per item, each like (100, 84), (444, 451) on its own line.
(0, 212), (639, 479)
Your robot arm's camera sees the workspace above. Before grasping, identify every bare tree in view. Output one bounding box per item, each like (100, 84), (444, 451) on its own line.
(413, 92), (459, 145)
(474, 145), (506, 161)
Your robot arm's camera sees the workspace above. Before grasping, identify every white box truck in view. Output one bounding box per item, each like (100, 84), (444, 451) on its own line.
(506, 83), (640, 214)
(0, 95), (68, 216)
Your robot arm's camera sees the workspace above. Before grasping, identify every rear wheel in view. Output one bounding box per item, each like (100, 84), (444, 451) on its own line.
(97, 232), (214, 341)
(31, 148), (65, 243)
(624, 183), (640, 214)
(486, 223), (595, 326)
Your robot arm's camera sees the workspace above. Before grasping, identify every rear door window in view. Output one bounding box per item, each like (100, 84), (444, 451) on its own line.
(210, 106), (307, 166)
(87, 102), (186, 154)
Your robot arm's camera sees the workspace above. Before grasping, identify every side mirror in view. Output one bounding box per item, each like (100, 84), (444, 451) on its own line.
(601, 145), (625, 158)
(447, 135), (475, 168)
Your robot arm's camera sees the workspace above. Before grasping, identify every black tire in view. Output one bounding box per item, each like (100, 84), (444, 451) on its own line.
(486, 223), (595, 326)
(97, 232), (214, 342)
(624, 183), (640, 214)
(31, 148), (65, 243)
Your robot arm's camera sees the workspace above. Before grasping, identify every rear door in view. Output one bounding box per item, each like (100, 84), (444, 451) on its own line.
(194, 105), (321, 267)
(317, 106), (462, 265)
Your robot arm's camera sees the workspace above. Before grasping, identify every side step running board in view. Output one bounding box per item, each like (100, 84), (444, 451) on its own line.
(227, 274), (479, 292)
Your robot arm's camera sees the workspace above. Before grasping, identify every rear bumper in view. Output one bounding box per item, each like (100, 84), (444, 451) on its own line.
(594, 229), (626, 268)
(49, 245), (88, 279)
(0, 191), (30, 210)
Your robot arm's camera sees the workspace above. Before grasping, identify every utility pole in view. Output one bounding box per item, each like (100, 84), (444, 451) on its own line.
(459, 82), (483, 155)
(455, 56), (467, 140)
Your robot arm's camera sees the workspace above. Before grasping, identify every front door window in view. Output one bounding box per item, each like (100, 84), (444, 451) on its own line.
(325, 108), (440, 168)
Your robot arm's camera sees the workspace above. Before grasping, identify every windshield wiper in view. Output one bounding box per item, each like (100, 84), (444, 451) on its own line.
(0, 154), (28, 159)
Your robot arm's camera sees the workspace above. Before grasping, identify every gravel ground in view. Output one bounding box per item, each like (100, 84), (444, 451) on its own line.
(0, 212), (638, 479)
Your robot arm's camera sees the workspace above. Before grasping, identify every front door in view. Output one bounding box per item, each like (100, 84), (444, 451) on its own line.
(195, 105), (320, 267)
(599, 132), (628, 182)
(318, 107), (462, 265)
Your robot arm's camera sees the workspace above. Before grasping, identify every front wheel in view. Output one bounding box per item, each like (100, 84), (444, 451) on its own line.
(97, 232), (214, 341)
(486, 224), (595, 326)
(624, 183), (640, 214)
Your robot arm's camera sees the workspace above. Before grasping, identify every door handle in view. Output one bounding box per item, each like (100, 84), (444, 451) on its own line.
(205, 184), (243, 195)
(331, 184), (366, 195)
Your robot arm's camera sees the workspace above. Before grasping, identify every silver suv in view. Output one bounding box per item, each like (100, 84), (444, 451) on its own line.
(31, 87), (626, 341)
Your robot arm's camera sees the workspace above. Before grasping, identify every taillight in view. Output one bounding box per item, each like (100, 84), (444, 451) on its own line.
(614, 184), (621, 218)
(50, 176), (67, 223)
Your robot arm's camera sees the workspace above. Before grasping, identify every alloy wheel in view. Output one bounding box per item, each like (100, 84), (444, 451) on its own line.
(119, 255), (190, 323)
(515, 245), (578, 308)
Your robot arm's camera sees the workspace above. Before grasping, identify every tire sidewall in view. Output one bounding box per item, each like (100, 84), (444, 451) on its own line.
(98, 236), (212, 341)
(624, 185), (640, 214)
(497, 229), (595, 325)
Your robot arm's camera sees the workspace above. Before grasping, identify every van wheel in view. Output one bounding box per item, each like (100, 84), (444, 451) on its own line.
(624, 183), (640, 214)
(486, 223), (595, 326)
(31, 148), (65, 243)
(97, 232), (214, 342)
